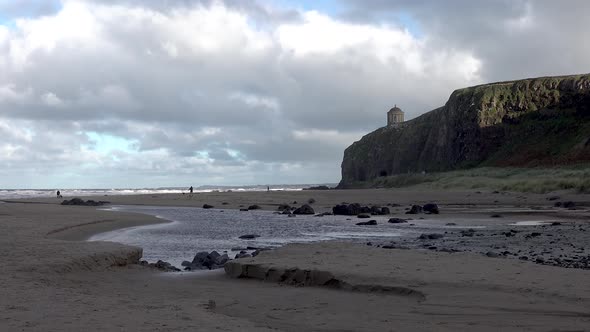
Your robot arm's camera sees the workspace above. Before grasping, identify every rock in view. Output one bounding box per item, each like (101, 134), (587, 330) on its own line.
(485, 251), (500, 258)
(388, 218), (407, 224)
(445, 222), (457, 226)
(181, 260), (191, 267)
(61, 198), (110, 206)
(303, 185), (331, 190)
(332, 203), (362, 215)
(554, 201), (575, 208)
(356, 220), (377, 226)
(239, 234), (260, 240)
(189, 251), (231, 270)
(281, 209), (291, 214)
(525, 232), (542, 239)
(551, 222), (562, 226)
(490, 214), (502, 218)
(235, 253), (252, 259)
(370, 206), (382, 215)
(277, 204), (291, 211)
(288, 214), (296, 217)
(359, 206), (371, 214)
(368, 206), (390, 215)
(546, 196), (560, 201)
(203, 204), (214, 209)
(307, 198), (316, 204)
(357, 213), (371, 219)
(406, 205), (423, 214)
(423, 203), (439, 214)
(418, 233), (444, 240)
(293, 204), (315, 215)
(248, 205), (261, 210)
(240, 208), (249, 211)
(151, 260), (181, 272)
(461, 229), (476, 237)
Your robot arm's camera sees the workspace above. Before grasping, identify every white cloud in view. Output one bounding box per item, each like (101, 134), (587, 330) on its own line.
(41, 92), (63, 107)
(0, 0), (586, 188)
(229, 92), (280, 111)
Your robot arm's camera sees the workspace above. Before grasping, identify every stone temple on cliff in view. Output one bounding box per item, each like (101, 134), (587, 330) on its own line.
(387, 105), (404, 127)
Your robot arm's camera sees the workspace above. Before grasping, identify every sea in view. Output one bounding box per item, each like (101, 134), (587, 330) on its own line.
(0, 184), (334, 200)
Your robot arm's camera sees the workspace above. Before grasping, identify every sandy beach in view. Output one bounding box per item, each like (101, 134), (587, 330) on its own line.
(2, 188), (590, 331)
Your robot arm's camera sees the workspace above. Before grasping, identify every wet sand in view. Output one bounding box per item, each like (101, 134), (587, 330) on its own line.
(1, 188), (589, 331)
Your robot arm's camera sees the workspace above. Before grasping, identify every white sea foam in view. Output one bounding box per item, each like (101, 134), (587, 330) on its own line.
(0, 184), (334, 200)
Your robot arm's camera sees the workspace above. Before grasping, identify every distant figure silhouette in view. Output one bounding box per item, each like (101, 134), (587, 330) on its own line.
(56, 190), (62, 198)
(267, 186), (270, 192)
(189, 186), (193, 194)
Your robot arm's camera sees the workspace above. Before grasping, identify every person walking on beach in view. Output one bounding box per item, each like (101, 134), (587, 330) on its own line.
(189, 186), (193, 194)
(56, 190), (62, 198)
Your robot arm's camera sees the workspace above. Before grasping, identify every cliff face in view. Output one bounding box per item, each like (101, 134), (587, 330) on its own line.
(338, 74), (590, 187)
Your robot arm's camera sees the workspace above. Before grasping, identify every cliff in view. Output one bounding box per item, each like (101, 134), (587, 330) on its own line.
(338, 74), (590, 188)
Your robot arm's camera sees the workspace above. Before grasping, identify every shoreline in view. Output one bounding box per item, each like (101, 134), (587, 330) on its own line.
(2, 188), (590, 331)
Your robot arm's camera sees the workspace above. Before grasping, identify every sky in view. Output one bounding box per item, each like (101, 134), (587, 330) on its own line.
(0, 0), (589, 188)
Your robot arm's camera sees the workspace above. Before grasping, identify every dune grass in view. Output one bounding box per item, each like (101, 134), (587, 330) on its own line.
(368, 166), (590, 194)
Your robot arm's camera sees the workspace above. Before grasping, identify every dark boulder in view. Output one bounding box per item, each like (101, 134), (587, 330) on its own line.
(187, 251), (231, 270)
(406, 205), (423, 214)
(461, 229), (476, 237)
(359, 206), (371, 214)
(293, 204), (315, 215)
(380, 207), (390, 215)
(277, 204), (291, 211)
(388, 218), (407, 224)
(303, 185), (330, 190)
(357, 213), (371, 219)
(203, 204), (214, 209)
(356, 220), (377, 226)
(151, 260), (181, 272)
(61, 198), (110, 206)
(248, 205), (261, 210)
(370, 206), (382, 215)
(332, 203), (361, 215)
(554, 201), (575, 208)
(239, 234), (260, 240)
(235, 252), (252, 259)
(563, 201), (575, 209)
(423, 203), (439, 214)
(418, 233), (444, 240)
